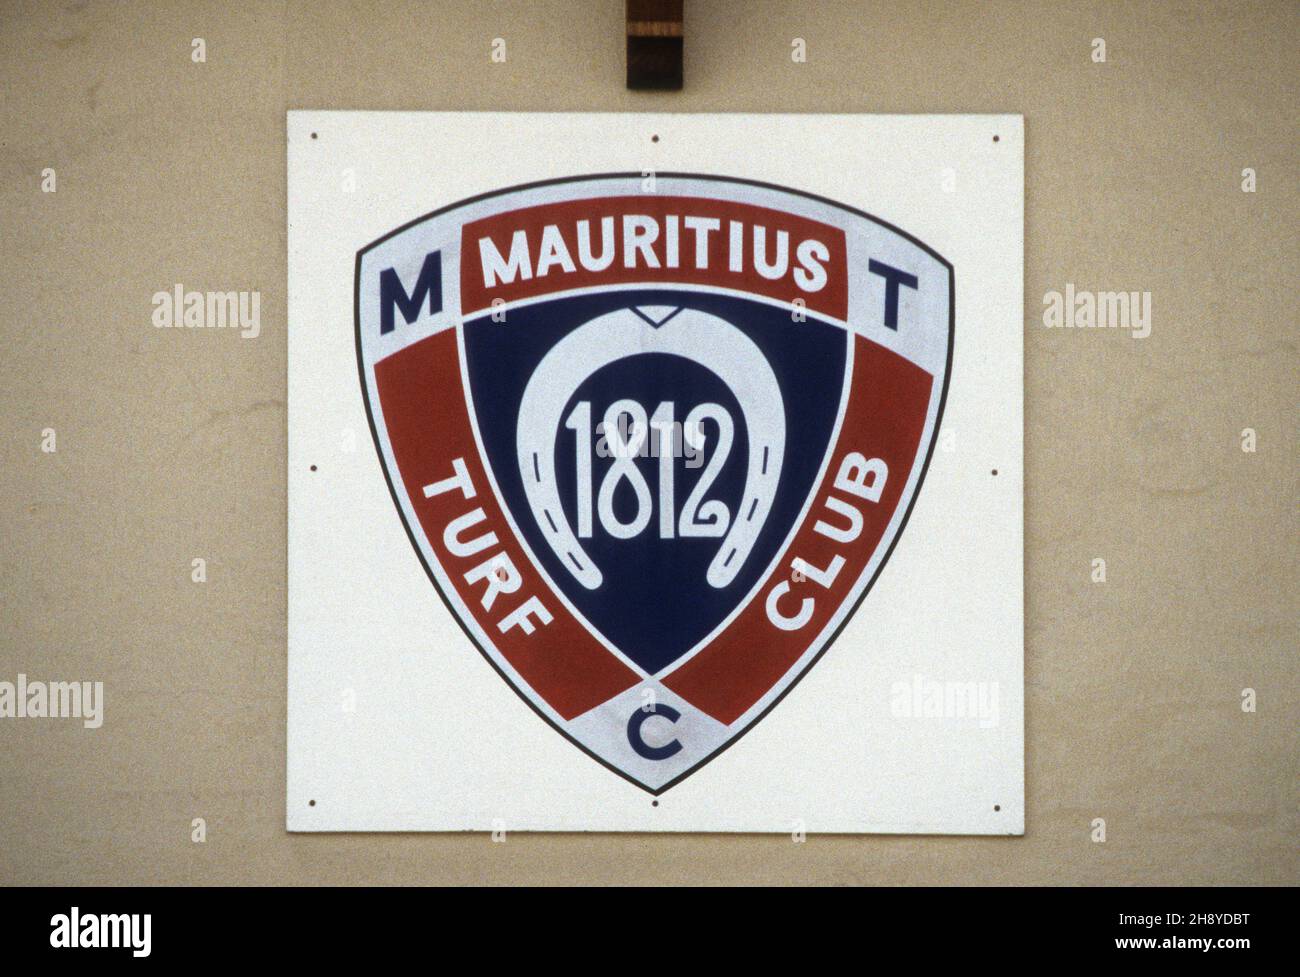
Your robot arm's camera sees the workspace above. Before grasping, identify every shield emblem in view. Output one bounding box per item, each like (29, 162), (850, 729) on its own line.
(355, 174), (952, 793)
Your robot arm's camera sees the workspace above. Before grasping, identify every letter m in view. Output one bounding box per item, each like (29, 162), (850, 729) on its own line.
(380, 251), (442, 335)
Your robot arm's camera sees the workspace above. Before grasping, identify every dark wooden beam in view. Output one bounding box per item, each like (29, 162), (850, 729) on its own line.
(626, 0), (683, 91)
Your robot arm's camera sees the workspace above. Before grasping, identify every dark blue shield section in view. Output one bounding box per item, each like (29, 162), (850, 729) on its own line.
(463, 289), (847, 674)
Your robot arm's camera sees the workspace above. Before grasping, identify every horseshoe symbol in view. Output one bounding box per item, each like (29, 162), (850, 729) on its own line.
(516, 306), (786, 590)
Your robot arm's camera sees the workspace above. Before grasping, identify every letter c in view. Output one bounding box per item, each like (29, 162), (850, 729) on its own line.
(766, 581), (814, 631)
(627, 705), (683, 760)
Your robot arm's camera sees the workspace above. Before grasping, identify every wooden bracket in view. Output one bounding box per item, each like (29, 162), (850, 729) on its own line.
(626, 0), (683, 90)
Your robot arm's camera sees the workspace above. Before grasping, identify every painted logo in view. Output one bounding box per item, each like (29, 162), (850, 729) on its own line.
(355, 174), (952, 793)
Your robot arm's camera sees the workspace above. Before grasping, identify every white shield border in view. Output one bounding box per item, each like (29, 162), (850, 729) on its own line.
(354, 173), (954, 794)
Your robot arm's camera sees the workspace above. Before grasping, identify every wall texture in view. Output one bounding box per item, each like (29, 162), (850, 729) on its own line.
(0, 0), (1295, 885)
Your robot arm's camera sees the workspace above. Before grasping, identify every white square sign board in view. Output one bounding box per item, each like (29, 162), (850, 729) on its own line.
(288, 112), (1023, 833)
